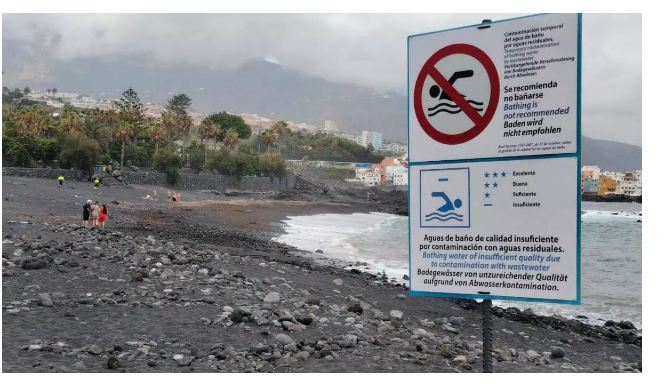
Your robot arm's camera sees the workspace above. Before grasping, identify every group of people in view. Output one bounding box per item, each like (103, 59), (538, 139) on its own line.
(167, 190), (182, 206)
(82, 200), (109, 229)
(57, 175), (101, 190)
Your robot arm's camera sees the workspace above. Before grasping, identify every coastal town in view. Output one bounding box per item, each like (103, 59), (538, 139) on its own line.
(581, 165), (642, 200)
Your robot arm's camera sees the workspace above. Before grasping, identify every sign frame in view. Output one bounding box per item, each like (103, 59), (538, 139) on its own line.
(407, 13), (582, 305)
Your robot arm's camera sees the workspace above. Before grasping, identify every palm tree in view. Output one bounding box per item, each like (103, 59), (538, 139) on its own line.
(58, 109), (83, 135)
(198, 119), (218, 167)
(147, 119), (166, 154)
(159, 111), (174, 138)
(223, 130), (240, 151)
(260, 129), (278, 152)
(114, 120), (132, 170)
(13, 107), (48, 137)
(175, 113), (193, 148)
(271, 120), (291, 136)
(13, 108), (36, 136)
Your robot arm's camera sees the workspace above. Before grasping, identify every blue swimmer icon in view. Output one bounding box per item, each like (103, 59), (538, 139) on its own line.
(425, 192), (464, 222)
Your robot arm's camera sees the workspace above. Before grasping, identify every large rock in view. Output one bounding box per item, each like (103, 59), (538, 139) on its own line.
(172, 354), (194, 367)
(275, 333), (294, 345)
(389, 310), (404, 319)
(449, 316), (466, 326)
(230, 308), (251, 323)
(550, 347), (566, 359)
(107, 356), (120, 369)
(306, 297), (321, 306)
(38, 293), (53, 307)
(22, 259), (47, 270)
(263, 292), (281, 303)
(617, 321), (637, 330)
(347, 302), (363, 315)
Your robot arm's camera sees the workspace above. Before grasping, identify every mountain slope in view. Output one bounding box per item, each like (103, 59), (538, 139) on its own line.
(4, 55), (408, 141)
(581, 136), (641, 172)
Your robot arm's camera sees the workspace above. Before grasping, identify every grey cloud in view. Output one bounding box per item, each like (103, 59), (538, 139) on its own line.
(2, 13), (640, 145)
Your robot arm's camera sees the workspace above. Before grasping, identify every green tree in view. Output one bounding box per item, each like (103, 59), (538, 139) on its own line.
(59, 133), (100, 172)
(198, 118), (218, 166)
(206, 112), (251, 139)
(152, 147), (182, 185)
(260, 129), (278, 152)
(206, 148), (233, 175)
(58, 108), (83, 135)
(2, 132), (32, 167)
(185, 143), (205, 173)
(23, 87), (31, 95)
(271, 120), (291, 136)
(166, 93), (192, 116)
(147, 118), (166, 155)
(258, 152), (287, 181)
(165, 94), (193, 146)
(114, 88), (146, 144)
(223, 129), (240, 151)
(114, 120), (132, 169)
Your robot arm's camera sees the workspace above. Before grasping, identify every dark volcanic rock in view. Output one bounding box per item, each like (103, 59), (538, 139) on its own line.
(296, 316), (313, 325)
(617, 321), (637, 330)
(130, 272), (143, 282)
(347, 302), (363, 315)
(107, 356), (120, 369)
(550, 347), (566, 359)
(22, 259), (47, 270)
(306, 298), (321, 306)
(230, 308), (251, 323)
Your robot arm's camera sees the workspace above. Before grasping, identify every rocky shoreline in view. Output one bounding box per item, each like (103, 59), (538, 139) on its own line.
(2, 176), (641, 372)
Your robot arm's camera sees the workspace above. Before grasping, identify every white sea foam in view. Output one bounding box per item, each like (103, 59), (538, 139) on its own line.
(274, 206), (641, 328)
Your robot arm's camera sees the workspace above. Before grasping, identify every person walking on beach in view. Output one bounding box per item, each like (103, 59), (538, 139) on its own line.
(167, 190), (177, 207)
(91, 201), (100, 227)
(99, 204), (109, 229)
(58, 175), (65, 188)
(82, 200), (92, 227)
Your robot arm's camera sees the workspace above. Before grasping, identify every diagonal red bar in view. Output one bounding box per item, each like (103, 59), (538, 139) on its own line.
(427, 66), (483, 125)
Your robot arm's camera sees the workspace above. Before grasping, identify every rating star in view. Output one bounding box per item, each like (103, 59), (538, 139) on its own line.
(485, 182), (490, 188)
(493, 182), (498, 188)
(501, 171), (506, 177)
(484, 172), (490, 178)
(484, 192), (490, 198)
(493, 172), (498, 178)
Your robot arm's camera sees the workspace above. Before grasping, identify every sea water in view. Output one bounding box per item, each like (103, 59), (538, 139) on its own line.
(273, 201), (642, 328)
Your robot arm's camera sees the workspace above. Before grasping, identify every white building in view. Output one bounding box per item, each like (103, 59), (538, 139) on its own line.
(392, 168), (408, 186)
(357, 130), (383, 150)
(323, 120), (339, 133)
(620, 170), (642, 196)
(380, 142), (408, 155)
(385, 165), (407, 184)
(581, 165), (601, 180)
(355, 168), (381, 186)
(601, 171), (625, 194)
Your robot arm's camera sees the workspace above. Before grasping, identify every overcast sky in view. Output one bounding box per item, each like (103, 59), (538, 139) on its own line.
(2, 13), (641, 145)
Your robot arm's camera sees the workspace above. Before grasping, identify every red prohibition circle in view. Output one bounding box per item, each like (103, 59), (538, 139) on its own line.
(414, 43), (500, 145)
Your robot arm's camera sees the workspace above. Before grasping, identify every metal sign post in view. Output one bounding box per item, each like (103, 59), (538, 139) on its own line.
(482, 299), (493, 372)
